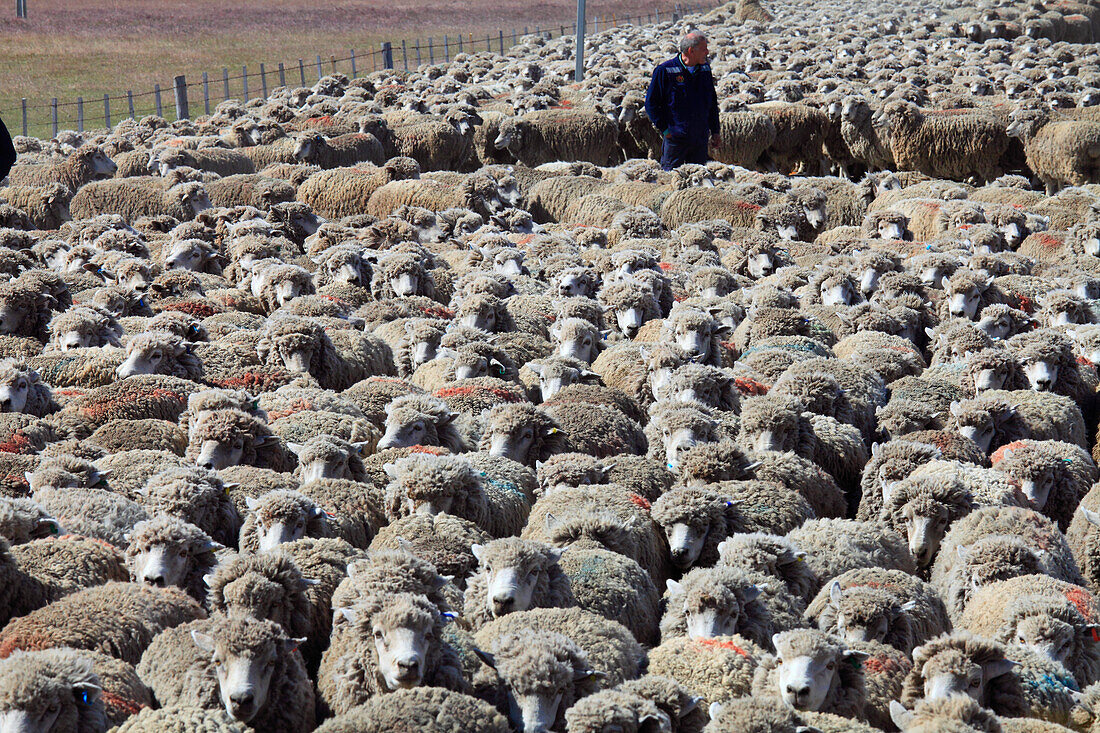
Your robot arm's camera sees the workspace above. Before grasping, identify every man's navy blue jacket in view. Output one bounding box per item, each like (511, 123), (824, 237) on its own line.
(644, 54), (720, 143)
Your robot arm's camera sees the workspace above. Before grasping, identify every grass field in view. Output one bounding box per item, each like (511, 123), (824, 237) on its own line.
(1, 0), (701, 137)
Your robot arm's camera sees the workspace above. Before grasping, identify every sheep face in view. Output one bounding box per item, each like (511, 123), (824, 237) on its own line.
(0, 368), (33, 413)
(116, 337), (186, 379)
(1013, 615), (1076, 668)
(552, 268), (596, 298)
(611, 305), (645, 339)
(747, 251), (775, 279)
(471, 542), (560, 617)
(920, 649), (1014, 703)
(550, 320), (599, 364)
(527, 362), (588, 401)
(164, 239), (214, 271)
(877, 218), (906, 241)
(0, 665), (102, 733)
(459, 301), (499, 332)
(195, 436), (246, 471)
(821, 278), (857, 307)
(947, 284), (986, 320)
(950, 408), (997, 454)
(485, 422), (536, 463)
(128, 540), (191, 588)
(972, 363), (1008, 392)
(0, 295), (41, 336)
(665, 521), (709, 569)
(407, 330), (441, 371)
(659, 423), (710, 471)
(378, 404), (456, 451)
(192, 630), (297, 723)
(827, 583), (902, 646)
(1021, 357), (1058, 392)
(245, 495), (317, 551)
(671, 321), (713, 361)
(898, 498), (949, 567)
(358, 602), (434, 690)
(998, 449), (1056, 509)
(772, 637), (850, 712)
(272, 272), (308, 308)
(977, 311), (1015, 340)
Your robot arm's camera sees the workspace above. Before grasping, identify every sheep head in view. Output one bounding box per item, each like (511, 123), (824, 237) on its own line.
(738, 394), (805, 454)
(652, 487), (735, 569)
(125, 515), (219, 589)
(470, 538), (564, 618)
(116, 331), (192, 379)
(526, 358), (596, 401)
(0, 650), (105, 733)
(0, 360), (40, 414)
(336, 592), (440, 691)
(188, 408), (278, 470)
(288, 435), (368, 483)
(994, 445), (1058, 510)
(549, 318), (602, 365)
(770, 629), (867, 712)
(378, 395), (460, 451)
(647, 404), (719, 471)
(911, 635), (1018, 705)
(824, 581), (916, 650)
(245, 491), (329, 551)
(479, 403), (566, 466)
(667, 569), (764, 640)
(191, 618), (304, 723)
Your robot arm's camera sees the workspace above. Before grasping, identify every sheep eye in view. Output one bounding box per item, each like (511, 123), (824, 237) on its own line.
(151, 351), (162, 360)
(583, 337), (591, 345)
(413, 422), (424, 432)
(826, 662), (835, 670)
(969, 679), (980, 688)
(373, 629), (384, 640)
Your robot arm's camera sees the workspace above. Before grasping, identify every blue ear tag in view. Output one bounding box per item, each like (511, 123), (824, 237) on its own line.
(79, 690), (90, 705)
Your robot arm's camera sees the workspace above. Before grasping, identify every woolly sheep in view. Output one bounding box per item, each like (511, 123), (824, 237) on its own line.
(137, 615), (314, 731)
(186, 408), (295, 472)
(461, 538), (573, 629)
(786, 519), (918, 591)
(124, 516), (220, 601)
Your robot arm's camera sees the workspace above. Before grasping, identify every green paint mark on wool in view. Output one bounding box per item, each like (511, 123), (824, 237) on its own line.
(480, 474), (525, 499)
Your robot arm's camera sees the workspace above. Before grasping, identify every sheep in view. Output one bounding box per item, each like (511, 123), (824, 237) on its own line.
(494, 109), (620, 167)
(286, 434), (368, 483)
(0, 497), (60, 544)
(804, 569), (952, 654)
(0, 182), (72, 229)
(460, 538), (573, 629)
(471, 627), (605, 733)
(948, 391), (1087, 454)
(8, 144), (117, 191)
(751, 628), (870, 721)
(153, 147), (256, 178)
(137, 616), (314, 732)
(256, 315), (394, 390)
(991, 440), (1096, 531)
(661, 565), (806, 648)
(879, 102), (1009, 183)
(377, 393), (472, 452)
(0, 359), (59, 418)
(186, 408), (296, 472)
(70, 179), (212, 222)
(1006, 107), (1100, 194)
(477, 402), (572, 467)
(292, 132), (384, 168)
(786, 518), (917, 590)
(317, 590), (468, 715)
(124, 516), (220, 601)
(106, 704), (249, 732)
(0, 581), (205, 664)
(0, 648), (112, 732)
(957, 581), (1100, 687)
(646, 633), (765, 706)
(382, 453), (529, 538)
(650, 485), (748, 571)
(313, 687), (510, 733)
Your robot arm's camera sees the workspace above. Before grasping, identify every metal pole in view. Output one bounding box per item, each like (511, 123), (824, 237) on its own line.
(127, 91), (134, 119)
(316, 54), (323, 81)
(415, 39), (421, 66)
(402, 40), (408, 70)
(444, 35), (449, 62)
(242, 66), (248, 100)
(174, 75), (189, 120)
(428, 37), (434, 65)
(104, 94), (111, 128)
(154, 84), (162, 117)
(260, 63), (268, 98)
(50, 98), (57, 137)
(77, 97), (83, 132)
(575, 0), (586, 81)
(202, 71), (210, 115)
(20, 99), (26, 137)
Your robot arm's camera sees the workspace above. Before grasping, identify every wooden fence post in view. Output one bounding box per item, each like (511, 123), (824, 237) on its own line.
(50, 98), (57, 138)
(104, 94), (111, 129)
(298, 58), (305, 86)
(444, 35), (449, 62)
(202, 71), (210, 115)
(457, 35), (462, 53)
(77, 97), (83, 132)
(223, 68), (230, 101)
(428, 37), (434, 65)
(260, 63), (268, 98)
(127, 91), (135, 119)
(154, 84), (162, 117)
(316, 54), (323, 81)
(415, 39), (421, 66)
(278, 62), (286, 87)
(242, 66), (248, 100)
(381, 42), (393, 70)
(512, 28), (517, 45)
(402, 40), (408, 70)
(20, 99), (26, 137)
(499, 29), (504, 53)
(350, 49), (356, 77)
(174, 75), (189, 120)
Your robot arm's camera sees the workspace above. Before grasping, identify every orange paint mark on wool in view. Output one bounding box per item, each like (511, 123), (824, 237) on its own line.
(734, 377), (769, 396)
(990, 441), (1029, 464)
(658, 262), (674, 271)
(629, 494), (651, 511)
(409, 445), (448, 455)
(1064, 587), (1097, 622)
(99, 691), (146, 716)
(0, 433), (32, 454)
(697, 638), (750, 657)
(266, 399), (315, 422)
(863, 655), (905, 674)
(734, 201), (762, 211)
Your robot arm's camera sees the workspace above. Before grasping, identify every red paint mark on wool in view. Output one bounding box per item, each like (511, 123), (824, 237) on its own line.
(316, 294), (351, 307)
(734, 377), (769, 396)
(516, 235), (535, 245)
(1017, 295), (1035, 313)
(734, 201), (762, 211)
(100, 691), (146, 716)
(267, 399), (315, 421)
(629, 494), (651, 511)
(3, 474), (29, 488)
(409, 445), (448, 455)
(1064, 587), (1097, 622)
(161, 301), (218, 318)
(864, 655), (904, 674)
(659, 262), (674, 271)
(0, 433), (32, 454)
(1078, 356), (1094, 367)
(697, 638), (750, 657)
(990, 441), (1029, 464)
(419, 306), (454, 319)
(218, 372), (282, 390)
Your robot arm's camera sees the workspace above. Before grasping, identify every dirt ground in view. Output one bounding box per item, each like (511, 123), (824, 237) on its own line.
(0, 0), (700, 137)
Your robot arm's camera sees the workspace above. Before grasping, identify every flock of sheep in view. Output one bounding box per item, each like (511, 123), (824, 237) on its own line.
(3, 0), (1100, 729)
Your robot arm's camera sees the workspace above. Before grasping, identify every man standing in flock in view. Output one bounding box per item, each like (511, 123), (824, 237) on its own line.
(644, 31), (721, 171)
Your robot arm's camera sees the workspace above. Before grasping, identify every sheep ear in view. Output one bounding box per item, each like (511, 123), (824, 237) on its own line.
(473, 647), (497, 669)
(666, 579), (682, 595)
(830, 580), (844, 606)
(382, 463), (399, 480)
(245, 496), (259, 511)
(870, 442), (881, 458)
(744, 584), (766, 603)
(949, 401), (962, 417)
(1001, 448), (1014, 461)
(924, 326), (937, 339)
(889, 701), (914, 730)
(1081, 507), (1100, 527)
(708, 702), (724, 720)
(527, 362), (544, 376)
(544, 512), (562, 533)
(286, 442), (305, 457)
(901, 600), (919, 612)
(546, 546), (565, 563)
(352, 441), (372, 454)
(957, 545), (970, 562)
(843, 649), (870, 664)
(470, 543), (485, 564)
(638, 346), (650, 361)
(881, 481), (900, 503)
(191, 630), (216, 654)
(203, 573), (216, 588)
(575, 668), (606, 682)
(716, 538), (731, 556)
(984, 659), (1019, 680)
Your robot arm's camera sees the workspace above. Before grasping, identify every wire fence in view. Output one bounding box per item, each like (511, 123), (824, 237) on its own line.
(4, 1), (713, 140)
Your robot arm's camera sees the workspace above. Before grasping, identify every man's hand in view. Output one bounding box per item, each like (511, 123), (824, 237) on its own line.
(710, 133), (721, 148)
